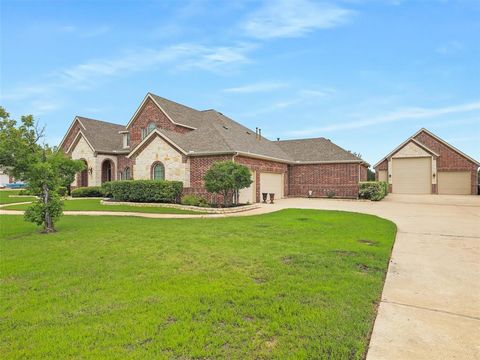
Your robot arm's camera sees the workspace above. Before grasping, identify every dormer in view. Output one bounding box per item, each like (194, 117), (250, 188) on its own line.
(119, 130), (130, 149)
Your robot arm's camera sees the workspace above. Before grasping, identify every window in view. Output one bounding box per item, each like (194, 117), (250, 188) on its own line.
(124, 167), (131, 180)
(123, 133), (130, 148)
(141, 128), (147, 140)
(147, 122), (156, 134)
(152, 162), (165, 180)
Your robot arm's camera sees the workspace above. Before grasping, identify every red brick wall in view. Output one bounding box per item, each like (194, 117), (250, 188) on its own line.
(183, 155), (233, 202)
(61, 121), (83, 153)
(374, 160), (388, 181)
(414, 131), (478, 194)
(235, 156), (288, 202)
(288, 163), (361, 198)
(117, 155), (135, 179)
(184, 155), (289, 203)
(360, 164), (368, 181)
(128, 98), (192, 149)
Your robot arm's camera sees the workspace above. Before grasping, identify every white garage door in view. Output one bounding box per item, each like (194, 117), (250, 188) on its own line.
(260, 172), (283, 198)
(239, 171), (256, 203)
(438, 171), (471, 195)
(392, 157), (431, 194)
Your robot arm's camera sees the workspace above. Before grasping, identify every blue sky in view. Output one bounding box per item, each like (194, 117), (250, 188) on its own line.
(1, 0), (479, 165)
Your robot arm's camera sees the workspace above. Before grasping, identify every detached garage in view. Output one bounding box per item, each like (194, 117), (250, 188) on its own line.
(375, 128), (479, 195)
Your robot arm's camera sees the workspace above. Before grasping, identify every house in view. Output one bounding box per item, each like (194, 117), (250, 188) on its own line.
(59, 93), (369, 202)
(374, 128), (479, 195)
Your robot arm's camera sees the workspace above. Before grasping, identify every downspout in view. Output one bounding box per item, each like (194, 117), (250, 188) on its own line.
(232, 152), (239, 162)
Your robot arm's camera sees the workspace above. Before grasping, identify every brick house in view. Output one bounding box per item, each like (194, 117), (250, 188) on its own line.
(60, 93), (368, 202)
(374, 128), (479, 195)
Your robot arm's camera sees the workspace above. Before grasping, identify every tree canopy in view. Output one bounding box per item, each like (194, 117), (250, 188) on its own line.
(204, 161), (252, 206)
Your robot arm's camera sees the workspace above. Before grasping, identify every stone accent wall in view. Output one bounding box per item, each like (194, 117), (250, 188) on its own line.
(234, 156), (288, 202)
(128, 98), (192, 149)
(392, 141), (432, 158)
(414, 131), (478, 194)
(70, 135), (96, 186)
(132, 135), (190, 186)
(288, 163), (361, 198)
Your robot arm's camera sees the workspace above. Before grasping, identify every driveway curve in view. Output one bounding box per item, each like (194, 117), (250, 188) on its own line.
(1, 195), (479, 359)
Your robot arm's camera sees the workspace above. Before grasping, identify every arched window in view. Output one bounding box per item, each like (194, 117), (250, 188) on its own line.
(152, 162), (165, 180)
(147, 122), (156, 134)
(124, 167), (131, 180)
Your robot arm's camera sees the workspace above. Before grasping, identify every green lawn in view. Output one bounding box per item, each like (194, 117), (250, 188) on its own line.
(1, 210), (396, 359)
(2, 198), (203, 215)
(0, 190), (36, 204)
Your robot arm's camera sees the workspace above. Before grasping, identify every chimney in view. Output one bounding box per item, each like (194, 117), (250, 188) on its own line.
(277, 137), (280, 141)
(255, 127), (258, 138)
(258, 128), (262, 139)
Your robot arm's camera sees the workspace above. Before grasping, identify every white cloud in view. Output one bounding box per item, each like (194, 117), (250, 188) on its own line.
(290, 101), (480, 136)
(2, 42), (255, 110)
(224, 81), (288, 93)
(436, 41), (464, 55)
(242, 0), (354, 39)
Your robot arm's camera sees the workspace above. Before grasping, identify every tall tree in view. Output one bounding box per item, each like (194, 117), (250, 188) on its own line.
(0, 107), (84, 232)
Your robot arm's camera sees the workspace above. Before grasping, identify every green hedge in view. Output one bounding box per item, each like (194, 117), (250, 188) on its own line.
(71, 186), (104, 198)
(358, 181), (388, 201)
(103, 180), (183, 203)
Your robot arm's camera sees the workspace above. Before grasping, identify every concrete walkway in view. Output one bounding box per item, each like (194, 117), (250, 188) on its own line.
(248, 195), (480, 360)
(1, 195), (479, 358)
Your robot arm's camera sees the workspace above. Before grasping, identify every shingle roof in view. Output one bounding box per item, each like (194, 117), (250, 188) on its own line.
(276, 137), (363, 163)
(76, 117), (126, 153)
(71, 94), (366, 164)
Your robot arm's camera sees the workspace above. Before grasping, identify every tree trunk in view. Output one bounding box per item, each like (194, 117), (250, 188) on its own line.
(43, 184), (55, 233)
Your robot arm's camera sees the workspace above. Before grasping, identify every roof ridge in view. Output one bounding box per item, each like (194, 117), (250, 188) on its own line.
(76, 116), (124, 127)
(277, 137), (328, 142)
(148, 93), (202, 113)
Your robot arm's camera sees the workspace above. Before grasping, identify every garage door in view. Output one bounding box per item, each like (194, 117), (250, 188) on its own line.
(260, 172), (283, 198)
(377, 170), (388, 182)
(392, 157), (431, 194)
(438, 171), (471, 195)
(239, 171), (256, 203)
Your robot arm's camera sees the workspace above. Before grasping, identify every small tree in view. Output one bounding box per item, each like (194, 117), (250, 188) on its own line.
(0, 107), (84, 233)
(204, 161), (252, 206)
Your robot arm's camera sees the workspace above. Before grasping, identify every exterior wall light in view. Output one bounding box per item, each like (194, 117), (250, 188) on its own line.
(88, 167), (93, 175)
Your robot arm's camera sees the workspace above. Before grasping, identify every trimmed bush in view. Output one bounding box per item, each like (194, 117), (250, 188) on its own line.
(104, 180), (183, 203)
(71, 186), (104, 198)
(359, 181), (388, 201)
(181, 194), (210, 207)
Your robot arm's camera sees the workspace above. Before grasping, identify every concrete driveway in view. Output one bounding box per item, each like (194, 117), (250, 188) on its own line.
(252, 194), (480, 360)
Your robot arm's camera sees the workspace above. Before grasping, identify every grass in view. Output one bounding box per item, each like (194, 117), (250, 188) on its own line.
(0, 190), (36, 204)
(0, 210), (396, 359)
(2, 198), (204, 215)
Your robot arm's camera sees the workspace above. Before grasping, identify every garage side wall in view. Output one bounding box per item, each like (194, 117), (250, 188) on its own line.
(288, 163), (361, 198)
(414, 132), (479, 194)
(182, 155), (233, 202)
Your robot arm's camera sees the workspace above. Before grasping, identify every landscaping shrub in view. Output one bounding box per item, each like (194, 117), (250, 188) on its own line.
(105, 180), (183, 203)
(358, 181), (388, 201)
(58, 186), (68, 197)
(71, 186), (104, 198)
(181, 194), (210, 207)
